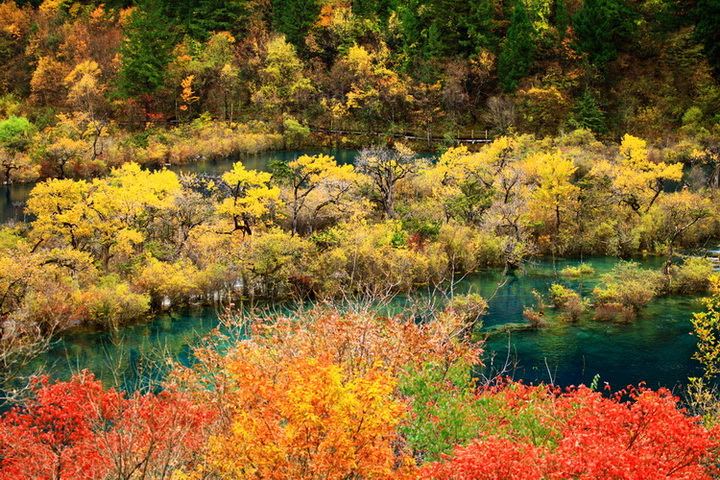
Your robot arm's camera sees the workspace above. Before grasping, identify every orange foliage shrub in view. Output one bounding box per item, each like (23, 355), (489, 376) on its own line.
(202, 349), (416, 479)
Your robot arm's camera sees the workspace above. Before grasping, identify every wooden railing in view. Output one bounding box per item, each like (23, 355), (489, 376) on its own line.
(309, 126), (494, 144)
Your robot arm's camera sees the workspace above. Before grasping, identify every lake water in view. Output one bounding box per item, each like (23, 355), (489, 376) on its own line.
(3, 149), (708, 394)
(464, 257), (704, 391)
(23, 256), (705, 395)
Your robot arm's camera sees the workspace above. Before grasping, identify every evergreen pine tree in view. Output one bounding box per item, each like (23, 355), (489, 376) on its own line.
(695, 0), (720, 75)
(570, 90), (607, 133)
(554, 0), (569, 39)
(392, 0), (427, 62)
(271, 0), (321, 53)
(464, 0), (499, 53)
(352, 0), (393, 19)
(572, 0), (631, 69)
(497, 0), (535, 92)
(393, 0), (498, 63)
(180, 0), (251, 40)
(118, 0), (176, 98)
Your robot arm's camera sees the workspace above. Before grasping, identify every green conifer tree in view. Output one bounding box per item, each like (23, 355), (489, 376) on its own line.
(271, 0), (321, 53)
(695, 0), (720, 75)
(394, 0), (498, 60)
(177, 0), (251, 40)
(554, 0), (569, 39)
(572, 0), (631, 69)
(570, 90), (607, 133)
(464, 0), (499, 53)
(118, 1), (177, 98)
(352, 0), (393, 19)
(497, 0), (535, 92)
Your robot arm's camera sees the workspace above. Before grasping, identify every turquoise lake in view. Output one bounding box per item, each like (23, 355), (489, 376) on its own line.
(2, 149), (709, 394)
(28, 255), (706, 395)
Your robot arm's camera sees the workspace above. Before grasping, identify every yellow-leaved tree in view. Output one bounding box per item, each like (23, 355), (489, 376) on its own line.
(28, 163), (181, 269)
(26, 178), (93, 249)
(337, 44), (411, 126)
(199, 348), (414, 480)
(592, 134), (683, 214)
(217, 162), (281, 235)
(171, 305), (484, 479)
(274, 154), (358, 235)
(422, 145), (497, 223)
(643, 190), (714, 273)
(688, 275), (720, 424)
(84, 163), (180, 269)
(356, 144), (421, 219)
(251, 35), (313, 126)
(64, 60), (106, 120)
(522, 149), (580, 234)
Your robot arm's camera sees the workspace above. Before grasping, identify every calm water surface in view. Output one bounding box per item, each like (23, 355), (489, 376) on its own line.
(27, 256), (705, 394)
(464, 257), (704, 390)
(3, 149), (707, 393)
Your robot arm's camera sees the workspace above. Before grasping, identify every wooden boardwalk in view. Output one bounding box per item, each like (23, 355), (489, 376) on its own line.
(309, 126), (494, 145)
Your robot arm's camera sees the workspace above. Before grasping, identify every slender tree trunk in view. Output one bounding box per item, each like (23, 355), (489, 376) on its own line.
(555, 204), (561, 233)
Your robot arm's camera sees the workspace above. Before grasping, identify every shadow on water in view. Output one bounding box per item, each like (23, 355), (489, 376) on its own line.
(0, 182), (35, 224)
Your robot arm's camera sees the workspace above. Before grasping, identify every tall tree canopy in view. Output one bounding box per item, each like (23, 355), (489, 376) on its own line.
(118, 0), (177, 98)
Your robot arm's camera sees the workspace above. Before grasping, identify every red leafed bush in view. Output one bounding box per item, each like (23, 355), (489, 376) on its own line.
(0, 372), (118, 479)
(0, 371), (215, 480)
(421, 385), (720, 480)
(421, 436), (547, 480)
(1, 369), (717, 479)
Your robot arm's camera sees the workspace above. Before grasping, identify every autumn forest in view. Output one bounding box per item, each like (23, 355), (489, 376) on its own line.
(1, 0), (720, 477)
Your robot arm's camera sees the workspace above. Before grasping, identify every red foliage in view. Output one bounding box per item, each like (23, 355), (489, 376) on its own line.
(549, 386), (718, 478)
(0, 371), (214, 480)
(1, 370), (717, 479)
(98, 389), (215, 478)
(407, 233), (427, 252)
(422, 385), (720, 480)
(0, 372), (117, 479)
(422, 436), (547, 480)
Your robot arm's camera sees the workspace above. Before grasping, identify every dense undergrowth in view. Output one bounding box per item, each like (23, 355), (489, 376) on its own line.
(0, 307), (718, 479)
